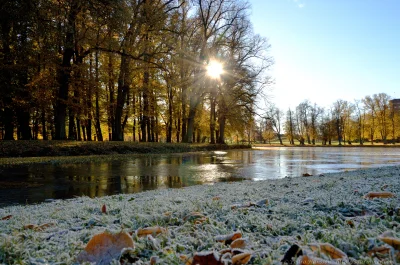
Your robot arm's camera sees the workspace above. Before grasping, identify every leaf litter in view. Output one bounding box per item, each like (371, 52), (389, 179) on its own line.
(0, 165), (399, 264)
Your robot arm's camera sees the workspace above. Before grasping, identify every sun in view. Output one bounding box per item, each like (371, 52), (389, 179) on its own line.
(206, 60), (224, 79)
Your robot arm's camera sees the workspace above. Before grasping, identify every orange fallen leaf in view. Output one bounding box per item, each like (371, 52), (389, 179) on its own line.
(367, 246), (391, 256)
(24, 222), (55, 231)
(309, 243), (348, 260)
(378, 236), (400, 250)
(192, 251), (223, 265)
(136, 226), (167, 237)
(215, 231), (242, 245)
(296, 255), (338, 265)
(231, 252), (252, 264)
(1, 215), (12, 220)
(77, 231), (134, 265)
(230, 238), (247, 249)
(364, 192), (395, 199)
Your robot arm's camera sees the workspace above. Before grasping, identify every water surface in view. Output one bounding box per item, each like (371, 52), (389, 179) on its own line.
(1, 147), (399, 206)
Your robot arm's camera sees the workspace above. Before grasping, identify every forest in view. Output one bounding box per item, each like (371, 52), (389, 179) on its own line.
(0, 0), (272, 143)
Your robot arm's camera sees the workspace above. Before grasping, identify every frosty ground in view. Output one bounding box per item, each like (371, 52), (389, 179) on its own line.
(1, 165), (399, 264)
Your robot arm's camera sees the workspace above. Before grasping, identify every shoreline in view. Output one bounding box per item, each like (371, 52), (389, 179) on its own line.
(0, 143), (399, 168)
(1, 165), (399, 264)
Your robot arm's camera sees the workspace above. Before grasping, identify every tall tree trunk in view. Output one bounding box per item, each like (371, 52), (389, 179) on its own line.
(108, 53), (115, 141)
(218, 115), (226, 144)
(54, 5), (78, 140)
(3, 108), (14, 140)
(210, 94), (216, 144)
(76, 118), (81, 140)
(94, 50), (103, 141)
(68, 109), (76, 140)
(167, 85), (173, 142)
(41, 109), (47, 140)
(185, 99), (197, 143)
(113, 54), (130, 141)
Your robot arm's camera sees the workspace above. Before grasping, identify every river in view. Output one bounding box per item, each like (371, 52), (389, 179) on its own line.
(1, 147), (399, 206)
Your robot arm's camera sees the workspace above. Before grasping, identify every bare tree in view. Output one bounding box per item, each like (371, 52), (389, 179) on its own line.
(265, 105), (284, 145)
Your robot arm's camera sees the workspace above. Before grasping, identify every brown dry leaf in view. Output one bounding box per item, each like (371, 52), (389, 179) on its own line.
(231, 252), (251, 264)
(212, 196), (221, 201)
(302, 173), (312, 177)
(24, 222), (55, 231)
(281, 244), (303, 264)
(215, 231), (242, 245)
(346, 219), (355, 228)
(1, 215), (12, 220)
(77, 231), (134, 265)
(150, 256), (159, 265)
(136, 226), (167, 237)
(367, 246), (391, 257)
(179, 254), (193, 265)
(101, 204), (107, 214)
(364, 192), (396, 199)
(192, 251), (223, 265)
(230, 238), (247, 249)
(296, 255), (338, 265)
(378, 236), (400, 250)
(309, 243), (348, 260)
(183, 212), (208, 224)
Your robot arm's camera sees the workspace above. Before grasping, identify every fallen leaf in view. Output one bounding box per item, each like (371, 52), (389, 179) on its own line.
(136, 226), (167, 237)
(212, 196), (221, 201)
(1, 215), (12, 220)
(183, 212), (207, 224)
(367, 246), (391, 257)
(230, 238), (247, 249)
(179, 254), (193, 265)
(281, 244), (303, 264)
(215, 231), (242, 245)
(77, 231), (134, 265)
(302, 173), (312, 177)
(364, 192), (395, 199)
(378, 236), (400, 250)
(101, 204), (107, 214)
(231, 252), (251, 264)
(309, 243), (348, 260)
(192, 251), (223, 265)
(150, 256), (159, 265)
(381, 184), (389, 190)
(24, 222), (55, 231)
(296, 255), (338, 265)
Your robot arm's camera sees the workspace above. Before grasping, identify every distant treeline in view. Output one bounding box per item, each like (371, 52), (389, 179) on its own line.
(255, 94), (400, 145)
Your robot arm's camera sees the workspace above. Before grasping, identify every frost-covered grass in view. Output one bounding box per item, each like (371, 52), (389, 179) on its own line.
(1, 166), (399, 264)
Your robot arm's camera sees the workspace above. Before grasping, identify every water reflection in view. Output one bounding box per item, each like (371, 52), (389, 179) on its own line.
(1, 147), (400, 206)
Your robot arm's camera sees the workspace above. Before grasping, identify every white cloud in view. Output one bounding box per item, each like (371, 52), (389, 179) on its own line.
(298, 3), (305, 8)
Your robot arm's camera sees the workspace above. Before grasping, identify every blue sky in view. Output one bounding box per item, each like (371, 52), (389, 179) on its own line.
(249, 0), (400, 111)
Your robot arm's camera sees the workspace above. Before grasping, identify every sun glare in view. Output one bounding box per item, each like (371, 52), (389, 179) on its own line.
(206, 60), (223, 79)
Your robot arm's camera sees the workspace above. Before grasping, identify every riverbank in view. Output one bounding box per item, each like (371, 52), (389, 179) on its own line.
(1, 166), (399, 264)
(0, 141), (250, 167)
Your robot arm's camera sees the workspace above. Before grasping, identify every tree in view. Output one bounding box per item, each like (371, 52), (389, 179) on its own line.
(285, 108), (295, 145)
(265, 105), (284, 145)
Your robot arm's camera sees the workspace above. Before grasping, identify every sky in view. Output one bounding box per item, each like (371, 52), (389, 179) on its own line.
(248, 0), (400, 111)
